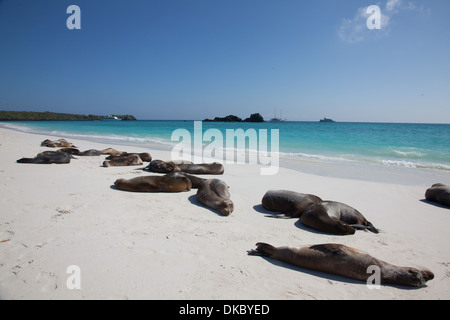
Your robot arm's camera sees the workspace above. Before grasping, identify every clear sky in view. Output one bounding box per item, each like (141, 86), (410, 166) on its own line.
(0, 0), (449, 123)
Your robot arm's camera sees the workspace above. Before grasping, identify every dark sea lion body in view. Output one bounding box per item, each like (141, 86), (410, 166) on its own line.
(17, 152), (72, 164)
(197, 179), (234, 216)
(425, 184), (450, 208)
(114, 174), (192, 193)
(300, 201), (379, 235)
(177, 162), (224, 175)
(41, 138), (76, 148)
(262, 190), (322, 218)
(249, 243), (434, 287)
(103, 154), (143, 167)
(178, 173), (207, 189)
(106, 152), (152, 162)
(145, 160), (181, 173)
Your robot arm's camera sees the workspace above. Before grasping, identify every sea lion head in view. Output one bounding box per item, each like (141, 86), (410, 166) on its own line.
(394, 267), (435, 287)
(217, 200), (234, 216)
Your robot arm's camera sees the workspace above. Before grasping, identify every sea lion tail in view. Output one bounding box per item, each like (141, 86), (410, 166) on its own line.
(247, 243), (276, 258)
(264, 214), (293, 219)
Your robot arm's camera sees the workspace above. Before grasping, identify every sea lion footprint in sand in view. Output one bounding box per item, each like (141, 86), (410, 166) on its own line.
(197, 179), (234, 216)
(248, 243), (434, 287)
(425, 183), (450, 208)
(114, 173), (192, 193)
(300, 201), (379, 235)
(262, 190), (323, 218)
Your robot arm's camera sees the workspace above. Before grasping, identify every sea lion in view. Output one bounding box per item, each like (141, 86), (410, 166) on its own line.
(78, 149), (102, 156)
(425, 184), (450, 208)
(41, 138), (77, 148)
(262, 190), (323, 218)
(57, 148), (81, 155)
(145, 160), (181, 173)
(106, 152), (152, 162)
(100, 148), (124, 156)
(178, 173), (207, 189)
(114, 174), (192, 193)
(17, 151), (72, 164)
(177, 162), (224, 175)
(300, 201), (379, 235)
(196, 179), (234, 216)
(103, 154), (143, 167)
(248, 243), (434, 287)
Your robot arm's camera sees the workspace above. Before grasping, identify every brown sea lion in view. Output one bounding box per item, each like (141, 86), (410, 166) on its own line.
(248, 243), (434, 287)
(262, 190), (323, 218)
(177, 173), (207, 189)
(106, 152), (152, 162)
(114, 174), (192, 193)
(100, 148), (124, 156)
(145, 160), (181, 173)
(197, 179), (234, 216)
(57, 148), (81, 155)
(177, 162), (224, 175)
(17, 151), (72, 164)
(425, 184), (450, 208)
(78, 149), (102, 156)
(103, 154), (143, 167)
(300, 201), (379, 235)
(41, 138), (77, 148)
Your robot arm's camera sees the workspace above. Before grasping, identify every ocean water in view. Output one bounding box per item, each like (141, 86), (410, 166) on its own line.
(2, 120), (450, 172)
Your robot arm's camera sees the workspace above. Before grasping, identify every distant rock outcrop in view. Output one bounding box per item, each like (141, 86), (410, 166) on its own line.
(204, 113), (265, 123)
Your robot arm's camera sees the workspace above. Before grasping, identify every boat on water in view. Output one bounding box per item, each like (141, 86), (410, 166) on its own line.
(319, 118), (335, 123)
(103, 115), (121, 120)
(270, 109), (286, 122)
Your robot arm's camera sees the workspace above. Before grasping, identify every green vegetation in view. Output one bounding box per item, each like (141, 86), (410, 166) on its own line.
(0, 111), (136, 121)
(204, 113), (265, 123)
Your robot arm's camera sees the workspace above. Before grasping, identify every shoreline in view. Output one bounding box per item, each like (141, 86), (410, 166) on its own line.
(1, 126), (449, 299)
(1, 122), (449, 187)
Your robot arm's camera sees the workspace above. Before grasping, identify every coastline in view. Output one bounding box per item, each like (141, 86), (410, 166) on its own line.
(0, 126), (449, 299)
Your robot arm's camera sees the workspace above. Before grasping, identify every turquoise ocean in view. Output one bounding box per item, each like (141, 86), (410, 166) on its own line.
(2, 120), (450, 172)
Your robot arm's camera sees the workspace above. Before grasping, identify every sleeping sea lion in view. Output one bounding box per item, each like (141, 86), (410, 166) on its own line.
(17, 151), (73, 164)
(300, 201), (379, 235)
(425, 184), (450, 208)
(106, 152), (152, 162)
(100, 148), (124, 156)
(262, 190), (323, 218)
(196, 179), (234, 216)
(177, 162), (224, 175)
(41, 138), (76, 148)
(114, 174), (192, 193)
(145, 160), (181, 173)
(248, 242), (434, 287)
(103, 154), (143, 167)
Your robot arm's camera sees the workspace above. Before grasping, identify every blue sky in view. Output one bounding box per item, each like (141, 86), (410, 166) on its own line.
(0, 0), (449, 122)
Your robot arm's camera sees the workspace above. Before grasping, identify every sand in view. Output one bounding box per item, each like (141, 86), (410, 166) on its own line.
(0, 126), (449, 300)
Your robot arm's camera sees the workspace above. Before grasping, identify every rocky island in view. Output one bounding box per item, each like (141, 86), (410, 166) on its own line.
(203, 113), (265, 123)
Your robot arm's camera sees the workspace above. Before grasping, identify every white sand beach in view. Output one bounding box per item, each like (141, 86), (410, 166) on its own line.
(0, 126), (449, 300)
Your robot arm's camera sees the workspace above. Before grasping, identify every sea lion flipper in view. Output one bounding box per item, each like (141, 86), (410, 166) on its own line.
(264, 212), (296, 219)
(248, 243), (276, 257)
(349, 223), (379, 234)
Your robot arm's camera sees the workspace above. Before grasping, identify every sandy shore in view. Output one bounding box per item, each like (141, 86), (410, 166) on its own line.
(0, 126), (449, 300)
